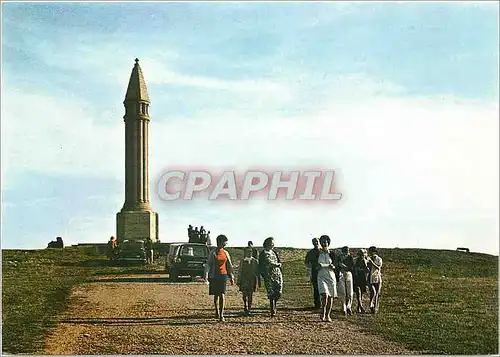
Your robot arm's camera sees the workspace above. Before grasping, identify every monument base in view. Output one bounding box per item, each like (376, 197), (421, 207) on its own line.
(116, 210), (159, 243)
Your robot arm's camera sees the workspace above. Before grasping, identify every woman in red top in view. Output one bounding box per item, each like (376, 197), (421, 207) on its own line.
(205, 234), (234, 322)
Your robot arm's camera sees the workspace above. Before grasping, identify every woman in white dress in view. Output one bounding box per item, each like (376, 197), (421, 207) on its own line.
(367, 246), (383, 313)
(316, 235), (337, 322)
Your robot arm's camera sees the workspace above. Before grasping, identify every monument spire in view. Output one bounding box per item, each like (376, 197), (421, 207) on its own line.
(116, 59), (159, 243)
(124, 58), (150, 103)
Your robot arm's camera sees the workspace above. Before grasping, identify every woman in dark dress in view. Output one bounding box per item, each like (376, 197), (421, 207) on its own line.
(237, 247), (261, 315)
(353, 248), (370, 313)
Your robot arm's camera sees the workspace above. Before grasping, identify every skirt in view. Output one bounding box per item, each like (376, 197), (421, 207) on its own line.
(239, 277), (257, 296)
(317, 267), (337, 297)
(354, 273), (368, 290)
(209, 274), (228, 295)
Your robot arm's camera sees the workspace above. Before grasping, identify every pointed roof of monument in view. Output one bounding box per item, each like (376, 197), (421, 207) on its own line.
(124, 58), (150, 103)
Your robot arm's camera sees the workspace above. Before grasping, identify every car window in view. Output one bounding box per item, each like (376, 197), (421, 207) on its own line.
(180, 245), (208, 257)
(181, 246), (194, 256)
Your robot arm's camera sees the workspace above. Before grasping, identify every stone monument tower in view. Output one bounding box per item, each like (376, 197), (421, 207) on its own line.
(116, 59), (158, 243)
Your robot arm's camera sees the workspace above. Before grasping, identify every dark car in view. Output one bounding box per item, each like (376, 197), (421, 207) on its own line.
(119, 239), (147, 264)
(166, 243), (210, 281)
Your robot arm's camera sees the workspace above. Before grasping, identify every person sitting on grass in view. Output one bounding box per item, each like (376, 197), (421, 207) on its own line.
(237, 246), (261, 315)
(47, 236), (64, 249)
(204, 234), (234, 322)
(367, 246), (383, 313)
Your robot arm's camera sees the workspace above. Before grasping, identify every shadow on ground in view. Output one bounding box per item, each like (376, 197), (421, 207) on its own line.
(59, 259), (152, 268)
(58, 314), (278, 326)
(88, 276), (206, 284)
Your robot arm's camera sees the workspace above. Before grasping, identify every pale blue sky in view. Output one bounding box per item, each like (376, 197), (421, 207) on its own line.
(1, 2), (499, 254)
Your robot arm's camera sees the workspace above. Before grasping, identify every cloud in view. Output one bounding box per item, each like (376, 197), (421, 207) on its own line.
(1, 90), (124, 181)
(144, 59), (284, 93)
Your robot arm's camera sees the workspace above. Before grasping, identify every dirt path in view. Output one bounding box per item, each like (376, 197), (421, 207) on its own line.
(43, 274), (415, 355)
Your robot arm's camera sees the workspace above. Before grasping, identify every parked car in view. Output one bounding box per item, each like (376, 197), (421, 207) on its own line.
(166, 243), (210, 281)
(119, 239), (147, 264)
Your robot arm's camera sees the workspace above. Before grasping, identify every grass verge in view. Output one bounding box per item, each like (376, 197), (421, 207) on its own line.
(279, 247), (498, 355)
(1, 247), (162, 354)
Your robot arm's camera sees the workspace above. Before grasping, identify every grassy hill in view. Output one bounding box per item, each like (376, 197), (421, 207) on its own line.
(2, 246), (498, 354)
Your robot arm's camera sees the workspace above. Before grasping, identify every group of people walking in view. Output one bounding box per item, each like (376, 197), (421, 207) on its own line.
(305, 236), (383, 321)
(203, 234), (382, 323)
(204, 236), (283, 322)
(188, 225), (211, 245)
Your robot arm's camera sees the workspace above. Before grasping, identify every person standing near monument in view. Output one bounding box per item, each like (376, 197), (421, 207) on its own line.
(193, 227), (200, 243)
(145, 238), (153, 264)
(305, 237), (321, 309)
(199, 227), (207, 244)
(205, 234), (234, 322)
(107, 236), (118, 260)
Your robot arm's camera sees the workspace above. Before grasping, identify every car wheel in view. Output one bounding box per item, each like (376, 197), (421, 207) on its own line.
(170, 268), (179, 282)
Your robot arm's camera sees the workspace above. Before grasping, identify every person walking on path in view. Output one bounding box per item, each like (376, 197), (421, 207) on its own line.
(367, 246), (383, 313)
(248, 240), (259, 259)
(237, 246), (261, 315)
(304, 237), (321, 309)
(353, 248), (370, 313)
(316, 235), (337, 322)
(205, 234), (234, 322)
(337, 246), (355, 315)
(259, 237), (283, 318)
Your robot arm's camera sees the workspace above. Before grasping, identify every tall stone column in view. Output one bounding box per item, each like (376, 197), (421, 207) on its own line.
(116, 59), (158, 243)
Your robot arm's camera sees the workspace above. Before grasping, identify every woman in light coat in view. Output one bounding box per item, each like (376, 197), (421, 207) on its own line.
(316, 235), (337, 322)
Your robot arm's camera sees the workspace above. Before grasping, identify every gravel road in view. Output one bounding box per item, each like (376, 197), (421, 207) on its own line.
(43, 274), (415, 355)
